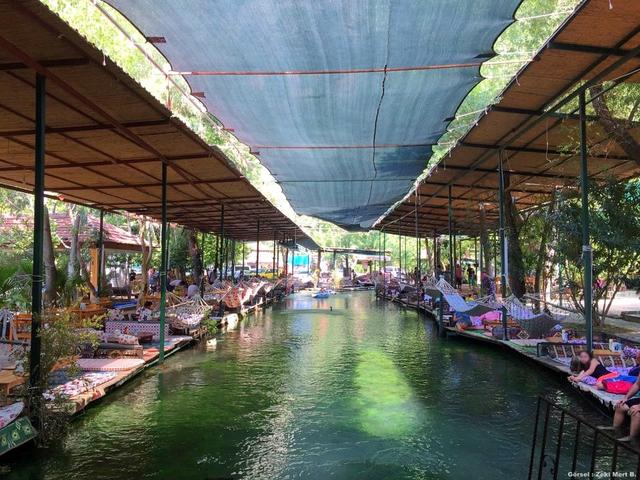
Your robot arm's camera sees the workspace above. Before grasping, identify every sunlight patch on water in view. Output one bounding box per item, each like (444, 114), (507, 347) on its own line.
(353, 349), (424, 438)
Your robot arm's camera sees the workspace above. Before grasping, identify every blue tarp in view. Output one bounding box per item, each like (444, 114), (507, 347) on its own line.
(106, 0), (521, 229)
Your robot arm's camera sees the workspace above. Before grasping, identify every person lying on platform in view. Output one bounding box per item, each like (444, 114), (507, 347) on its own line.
(187, 281), (199, 299)
(601, 375), (640, 441)
(568, 351), (615, 389)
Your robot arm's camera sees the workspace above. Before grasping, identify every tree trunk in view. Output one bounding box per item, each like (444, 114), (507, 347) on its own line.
(423, 237), (432, 273)
(503, 173), (526, 298)
(70, 212), (98, 302)
(138, 219), (155, 306)
(479, 204), (494, 277)
(188, 229), (203, 285)
(77, 250), (98, 302)
(43, 207), (57, 306)
(534, 200), (555, 300)
(590, 84), (640, 168)
(67, 209), (80, 283)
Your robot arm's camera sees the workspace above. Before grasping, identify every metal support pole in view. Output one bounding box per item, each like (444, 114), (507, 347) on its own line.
(30, 74), (46, 389)
(433, 230), (440, 281)
(255, 219), (260, 277)
(479, 234), (484, 294)
(403, 235), (407, 280)
(438, 291), (446, 338)
(218, 204), (225, 280)
(159, 161), (168, 363)
(214, 234), (219, 280)
(453, 232), (457, 282)
(231, 239), (236, 281)
(473, 236), (478, 286)
(241, 242), (245, 279)
(579, 91), (593, 353)
(272, 233), (276, 274)
(383, 231), (387, 295)
(221, 237), (225, 280)
(493, 233), (498, 280)
(397, 234), (401, 275)
(498, 150), (509, 341)
(97, 209), (104, 296)
(416, 236), (421, 283)
(448, 186), (454, 283)
(225, 238), (230, 279)
(414, 193), (420, 284)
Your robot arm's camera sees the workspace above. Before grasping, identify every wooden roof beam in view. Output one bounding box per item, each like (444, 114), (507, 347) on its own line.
(0, 57), (88, 71)
(0, 119), (172, 137)
(461, 142), (628, 161)
(548, 42), (640, 58)
(57, 177), (242, 192)
(493, 106), (599, 122)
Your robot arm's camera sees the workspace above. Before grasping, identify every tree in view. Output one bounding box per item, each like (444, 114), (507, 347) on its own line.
(43, 207), (57, 306)
(590, 84), (640, 169)
(503, 173), (527, 298)
(532, 200), (555, 299)
(137, 217), (156, 303)
(552, 179), (640, 326)
(188, 229), (204, 284)
(168, 226), (190, 277)
(479, 205), (494, 277)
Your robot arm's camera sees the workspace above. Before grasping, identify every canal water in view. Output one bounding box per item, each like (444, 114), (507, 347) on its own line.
(5, 292), (604, 479)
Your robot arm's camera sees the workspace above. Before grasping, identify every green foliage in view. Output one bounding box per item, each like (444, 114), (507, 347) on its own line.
(0, 256), (33, 310)
(168, 227), (190, 272)
(0, 263), (18, 302)
(15, 313), (101, 446)
(202, 316), (219, 336)
(552, 179), (640, 324)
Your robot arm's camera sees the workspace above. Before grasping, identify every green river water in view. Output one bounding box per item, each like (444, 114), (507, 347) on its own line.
(4, 291), (604, 479)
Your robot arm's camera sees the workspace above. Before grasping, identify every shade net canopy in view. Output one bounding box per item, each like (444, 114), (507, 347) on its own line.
(106, 0), (522, 230)
(375, 0), (640, 237)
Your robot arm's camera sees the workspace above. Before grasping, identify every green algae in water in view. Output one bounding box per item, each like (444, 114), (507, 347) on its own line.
(3, 292), (604, 480)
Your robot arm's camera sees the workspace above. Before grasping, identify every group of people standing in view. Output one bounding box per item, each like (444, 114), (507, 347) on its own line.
(432, 261), (496, 296)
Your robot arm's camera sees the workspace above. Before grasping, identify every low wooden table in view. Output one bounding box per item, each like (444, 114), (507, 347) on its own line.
(0, 370), (25, 396)
(593, 349), (621, 357)
(137, 333), (153, 344)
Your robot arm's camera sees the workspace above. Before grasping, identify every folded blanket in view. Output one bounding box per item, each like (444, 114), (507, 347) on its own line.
(76, 358), (145, 372)
(0, 401), (24, 429)
(44, 372), (117, 400)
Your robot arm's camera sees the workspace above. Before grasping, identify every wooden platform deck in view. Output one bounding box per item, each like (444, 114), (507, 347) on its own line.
(66, 295), (279, 415)
(380, 293), (623, 414)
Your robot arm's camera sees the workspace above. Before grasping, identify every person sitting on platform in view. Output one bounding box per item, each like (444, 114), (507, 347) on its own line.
(602, 375), (640, 441)
(167, 272), (183, 293)
(148, 267), (159, 294)
(568, 350), (616, 389)
(480, 271), (495, 296)
(136, 301), (154, 322)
